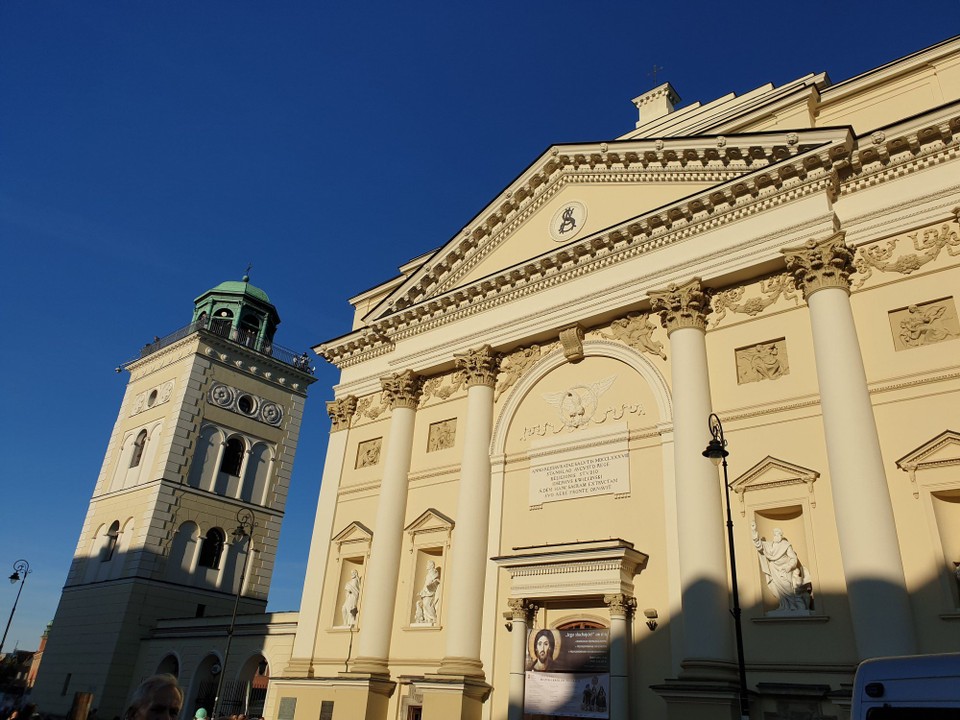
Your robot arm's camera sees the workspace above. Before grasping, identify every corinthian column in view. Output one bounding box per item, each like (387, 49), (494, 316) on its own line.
(783, 233), (916, 658)
(350, 371), (422, 675)
(438, 345), (501, 677)
(506, 599), (538, 720)
(649, 279), (733, 665)
(604, 594), (637, 720)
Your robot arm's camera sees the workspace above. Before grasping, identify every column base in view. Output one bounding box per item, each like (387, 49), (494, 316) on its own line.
(347, 655), (391, 676)
(330, 673), (396, 720)
(651, 659), (750, 720)
(435, 655), (485, 678)
(282, 657), (315, 678)
(417, 675), (492, 720)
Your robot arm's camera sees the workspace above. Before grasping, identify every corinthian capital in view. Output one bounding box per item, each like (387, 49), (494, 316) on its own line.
(782, 232), (855, 299)
(326, 396), (357, 432)
(380, 370), (423, 410)
(507, 598), (539, 622)
(649, 278), (710, 334)
(455, 345), (501, 388)
(603, 593), (638, 619)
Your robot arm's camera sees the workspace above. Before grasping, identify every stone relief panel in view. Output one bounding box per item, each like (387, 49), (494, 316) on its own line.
(735, 339), (790, 384)
(207, 382), (284, 427)
(523, 375), (646, 440)
(889, 297), (960, 351)
(496, 344), (545, 402)
(427, 419), (456, 452)
(709, 273), (800, 328)
(355, 438), (382, 469)
(853, 214), (960, 289)
(130, 380), (176, 416)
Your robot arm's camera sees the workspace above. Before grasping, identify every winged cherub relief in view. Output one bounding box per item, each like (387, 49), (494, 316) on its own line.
(543, 376), (617, 430)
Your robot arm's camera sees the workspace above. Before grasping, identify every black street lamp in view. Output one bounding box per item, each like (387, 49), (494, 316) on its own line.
(702, 414), (750, 720)
(212, 510), (256, 719)
(1, 560), (31, 655)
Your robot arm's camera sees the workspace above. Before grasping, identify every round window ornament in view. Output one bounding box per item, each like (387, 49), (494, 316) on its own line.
(549, 201), (587, 242)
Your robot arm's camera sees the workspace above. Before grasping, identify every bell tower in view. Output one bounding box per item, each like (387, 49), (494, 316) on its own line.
(32, 277), (316, 718)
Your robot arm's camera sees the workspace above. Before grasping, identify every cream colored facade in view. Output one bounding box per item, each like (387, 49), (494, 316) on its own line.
(32, 283), (315, 719)
(270, 37), (960, 720)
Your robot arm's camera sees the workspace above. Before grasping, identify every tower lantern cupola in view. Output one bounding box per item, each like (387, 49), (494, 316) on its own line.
(192, 273), (281, 351)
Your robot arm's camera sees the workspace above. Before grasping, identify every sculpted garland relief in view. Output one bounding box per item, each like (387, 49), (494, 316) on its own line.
(853, 213), (960, 289)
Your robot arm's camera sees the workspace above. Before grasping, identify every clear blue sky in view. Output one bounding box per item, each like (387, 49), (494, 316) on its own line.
(2, 1), (957, 652)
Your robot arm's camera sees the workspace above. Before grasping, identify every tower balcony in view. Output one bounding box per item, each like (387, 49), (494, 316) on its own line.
(119, 318), (314, 373)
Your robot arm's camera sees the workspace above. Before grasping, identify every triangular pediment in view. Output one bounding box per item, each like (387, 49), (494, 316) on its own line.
(362, 129), (847, 325)
(332, 520), (373, 545)
(729, 455), (820, 516)
(896, 430), (960, 470)
(404, 508), (455, 536)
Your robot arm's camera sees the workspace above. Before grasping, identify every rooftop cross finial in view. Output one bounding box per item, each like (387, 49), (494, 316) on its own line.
(648, 64), (664, 87)
(243, 263), (253, 282)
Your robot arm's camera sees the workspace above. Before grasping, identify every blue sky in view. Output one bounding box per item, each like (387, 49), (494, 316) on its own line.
(1, 1), (957, 652)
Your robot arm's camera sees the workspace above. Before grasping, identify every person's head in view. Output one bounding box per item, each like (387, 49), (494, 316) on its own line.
(773, 528), (784, 542)
(124, 674), (182, 720)
(534, 629), (555, 663)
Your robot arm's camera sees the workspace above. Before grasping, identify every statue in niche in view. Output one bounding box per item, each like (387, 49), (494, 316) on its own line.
(414, 560), (441, 625)
(751, 522), (812, 614)
(341, 569), (361, 627)
(600, 312), (667, 360)
(898, 302), (958, 347)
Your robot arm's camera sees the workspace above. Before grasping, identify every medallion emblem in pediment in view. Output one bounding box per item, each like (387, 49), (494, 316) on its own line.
(550, 201), (587, 242)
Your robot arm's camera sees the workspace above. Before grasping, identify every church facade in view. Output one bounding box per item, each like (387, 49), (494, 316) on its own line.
(267, 36), (960, 720)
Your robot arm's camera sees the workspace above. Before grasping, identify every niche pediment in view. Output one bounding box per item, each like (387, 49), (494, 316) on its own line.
(896, 430), (960, 498)
(332, 521), (373, 557)
(404, 508), (455, 538)
(729, 456), (819, 516)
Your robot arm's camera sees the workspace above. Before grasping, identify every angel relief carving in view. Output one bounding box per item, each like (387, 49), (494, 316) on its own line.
(598, 312), (666, 359)
(495, 344), (542, 401)
(853, 219), (960, 289)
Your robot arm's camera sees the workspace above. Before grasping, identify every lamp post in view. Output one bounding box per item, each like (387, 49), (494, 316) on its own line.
(212, 510), (256, 719)
(1, 560), (31, 655)
(702, 414), (750, 720)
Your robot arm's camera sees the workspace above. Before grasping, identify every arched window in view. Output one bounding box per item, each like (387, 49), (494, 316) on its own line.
(103, 521), (121, 562)
(220, 438), (245, 477)
(198, 528), (226, 570)
(130, 430), (148, 468)
(210, 309), (233, 338)
(239, 314), (260, 348)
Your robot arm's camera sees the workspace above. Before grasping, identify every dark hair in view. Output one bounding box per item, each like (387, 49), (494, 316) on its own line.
(534, 629), (555, 650)
(124, 674), (182, 720)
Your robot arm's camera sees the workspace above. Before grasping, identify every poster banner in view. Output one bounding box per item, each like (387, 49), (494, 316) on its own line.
(524, 628), (610, 716)
(524, 672), (609, 718)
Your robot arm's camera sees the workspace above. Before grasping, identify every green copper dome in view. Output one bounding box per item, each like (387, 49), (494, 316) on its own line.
(202, 276), (271, 304)
(192, 273), (281, 345)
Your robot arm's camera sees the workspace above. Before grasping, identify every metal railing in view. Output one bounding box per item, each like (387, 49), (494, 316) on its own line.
(119, 318), (314, 373)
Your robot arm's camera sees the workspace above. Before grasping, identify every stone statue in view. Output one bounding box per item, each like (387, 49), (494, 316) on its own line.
(341, 569), (361, 627)
(751, 522), (812, 614)
(415, 560), (441, 625)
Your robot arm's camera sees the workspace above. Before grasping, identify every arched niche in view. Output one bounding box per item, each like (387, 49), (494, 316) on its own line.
(168, 521), (201, 583)
(240, 442), (273, 504)
(189, 425), (223, 491)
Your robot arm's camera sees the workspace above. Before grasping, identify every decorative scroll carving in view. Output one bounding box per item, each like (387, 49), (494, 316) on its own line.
(521, 402), (645, 440)
(782, 232), (856, 298)
(380, 370), (423, 410)
(559, 324), (585, 363)
(327, 395), (358, 432)
(649, 278), (710, 333)
(356, 393), (388, 421)
(420, 370), (466, 405)
(603, 593), (638, 619)
(507, 598), (540, 623)
(890, 298), (960, 350)
(455, 344), (500, 387)
(356, 437), (382, 468)
(427, 419), (456, 452)
(598, 312), (666, 359)
(496, 344), (542, 401)
(736, 340), (789, 384)
(710, 274), (800, 326)
(853, 219), (960, 289)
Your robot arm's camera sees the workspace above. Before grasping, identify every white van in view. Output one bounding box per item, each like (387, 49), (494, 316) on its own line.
(851, 653), (960, 719)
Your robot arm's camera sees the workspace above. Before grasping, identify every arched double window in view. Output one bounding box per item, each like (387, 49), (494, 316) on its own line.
(103, 521), (121, 562)
(198, 528), (226, 570)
